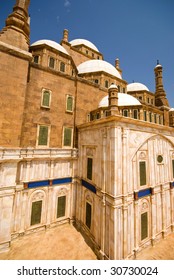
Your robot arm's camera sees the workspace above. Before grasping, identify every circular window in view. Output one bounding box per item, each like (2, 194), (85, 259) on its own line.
(157, 155), (163, 163)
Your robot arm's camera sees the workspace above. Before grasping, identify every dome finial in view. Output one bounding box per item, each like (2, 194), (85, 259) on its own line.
(157, 59), (159, 65)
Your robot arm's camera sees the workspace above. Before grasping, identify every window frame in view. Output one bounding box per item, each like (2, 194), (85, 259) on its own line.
(37, 124), (50, 148)
(49, 56), (55, 69)
(141, 211), (148, 241)
(87, 157), (93, 181)
(62, 126), (73, 148)
(30, 200), (42, 226)
(66, 95), (74, 113)
(139, 161), (147, 186)
(41, 89), (52, 109)
(57, 195), (66, 219)
(85, 201), (92, 229)
(60, 61), (65, 72)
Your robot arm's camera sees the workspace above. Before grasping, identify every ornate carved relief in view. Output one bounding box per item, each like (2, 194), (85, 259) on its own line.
(31, 190), (45, 202)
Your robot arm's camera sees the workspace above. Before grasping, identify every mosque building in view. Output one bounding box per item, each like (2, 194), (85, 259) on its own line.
(0, 0), (174, 259)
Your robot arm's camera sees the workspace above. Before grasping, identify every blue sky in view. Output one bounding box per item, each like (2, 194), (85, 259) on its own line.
(1, 0), (174, 107)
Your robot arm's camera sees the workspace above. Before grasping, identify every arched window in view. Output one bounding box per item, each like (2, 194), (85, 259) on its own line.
(41, 90), (51, 108)
(66, 95), (74, 112)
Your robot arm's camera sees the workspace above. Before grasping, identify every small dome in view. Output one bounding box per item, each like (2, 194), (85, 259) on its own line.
(109, 84), (118, 90)
(78, 60), (122, 79)
(169, 108), (174, 112)
(98, 93), (141, 108)
(127, 82), (149, 92)
(70, 39), (99, 52)
(31, 40), (69, 55)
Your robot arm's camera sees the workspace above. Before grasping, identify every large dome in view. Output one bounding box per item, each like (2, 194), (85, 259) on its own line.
(127, 82), (149, 92)
(70, 39), (99, 52)
(31, 40), (69, 55)
(77, 60), (122, 79)
(98, 93), (141, 108)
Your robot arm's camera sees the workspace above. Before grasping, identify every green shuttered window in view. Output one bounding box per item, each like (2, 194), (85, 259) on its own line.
(66, 95), (73, 112)
(87, 158), (93, 180)
(86, 202), (92, 229)
(31, 200), (42, 226)
(139, 161), (146, 186)
(57, 196), (66, 218)
(38, 125), (49, 146)
(63, 127), (72, 147)
(141, 212), (148, 240)
(42, 90), (50, 108)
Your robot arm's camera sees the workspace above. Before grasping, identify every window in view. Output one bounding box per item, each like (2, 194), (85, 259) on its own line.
(94, 79), (99, 84)
(87, 157), (93, 180)
(38, 125), (49, 146)
(31, 200), (42, 226)
(144, 111), (147, 121)
(123, 87), (125, 93)
(123, 109), (128, 117)
(133, 109), (138, 119)
(154, 114), (157, 123)
(105, 80), (109, 88)
(141, 212), (148, 240)
(33, 55), (39, 64)
(41, 90), (51, 108)
(60, 62), (65, 72)
(172, 159), (174, 178)
(57, 196), (66, 218)
(86, 202), (92, 229)
(149, 112), (152, 122)
(117, 85), (120, 92)
(66, 95), (74, 112)
(139, 161), (146, 186)
(63, 127), (73, 147)
(49, 57), (55, 69)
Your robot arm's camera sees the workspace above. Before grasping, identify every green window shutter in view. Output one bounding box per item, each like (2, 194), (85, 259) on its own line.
(86, 202), (92, 229)
(139, 161), (146, 186)
(67, 96), (73, 111)
(57, 196), (66, 218)
(141, 212), (148, 240)
(64, 127), (72, 146)
(42, 91), (50, 107)
(31, 200), (42, 226)
(172, 160), (174, 178)
(87, 158), (93, 180)
(38, 126), (48, 146)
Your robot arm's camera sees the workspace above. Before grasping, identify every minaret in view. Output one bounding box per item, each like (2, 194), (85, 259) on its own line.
(154, 61), (169, 107)
(108, 84), (119, 116)
(0, 0), (30, 50)
(0, 0), (32, 147)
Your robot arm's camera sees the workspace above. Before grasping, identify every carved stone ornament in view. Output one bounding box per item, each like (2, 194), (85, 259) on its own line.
(58, 187), (68, 196)
(32, 191), (45, 202)
(141, 201), (149, 212)
(86, 148), (94, 157)
(139, 152), (146, 160)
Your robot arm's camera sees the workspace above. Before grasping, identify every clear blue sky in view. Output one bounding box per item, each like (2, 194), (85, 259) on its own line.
(1, 0), (174, 107)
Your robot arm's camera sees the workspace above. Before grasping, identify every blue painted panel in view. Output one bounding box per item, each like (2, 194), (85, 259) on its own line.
(28, 180), (49, 188)
(171, 182), (174, 187)
(52, 177), (72, 185)
(138, 188), (151, 198)
(82, 179), (96, 194)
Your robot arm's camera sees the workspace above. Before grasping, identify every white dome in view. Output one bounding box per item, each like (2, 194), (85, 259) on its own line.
(70, 39), (99, 52)
(127, 82), (149, 92)
(31, 40), (69, 55)
(98, 93), (141, 108)
(169, 108), (174, 112)
(78, 60), (122, 79)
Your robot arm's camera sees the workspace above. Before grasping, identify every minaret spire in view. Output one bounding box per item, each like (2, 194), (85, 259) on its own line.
(154, 62), (169, 107)
(0, 0), (30, 50)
